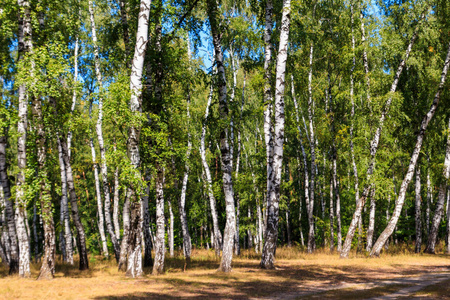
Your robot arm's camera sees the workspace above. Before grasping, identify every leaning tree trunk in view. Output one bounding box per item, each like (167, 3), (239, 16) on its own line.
(200, 81), (222, 256)
(33, 97), (56, 280)
(415, 166), (422, 253)
(340, 21), (422, 258)
(426, 116), (450, 254)
(152, 166), (165, 275)
(16, 0), (32, 278)
(123, 0), (152, 278)
(371, 40), (450, 257)
(0, 134), (19, 274)
(88, 0), (120, 261)
(207, 0), (236, 272)
(261, 0), (291, 269)
(57, 138), (73, 264)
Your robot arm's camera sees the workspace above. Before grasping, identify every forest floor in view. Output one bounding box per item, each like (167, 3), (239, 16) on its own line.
(0, 247), (449, 299)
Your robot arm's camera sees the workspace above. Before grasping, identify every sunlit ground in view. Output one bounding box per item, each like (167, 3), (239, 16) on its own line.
(0, 245), (449, 299)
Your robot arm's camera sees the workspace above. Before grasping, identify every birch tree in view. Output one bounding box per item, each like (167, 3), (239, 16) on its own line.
(123, 0), (152, 278)
(371, 39), (450, 256)
(15, 0), (33, 277)
(261, 0), (291, 269)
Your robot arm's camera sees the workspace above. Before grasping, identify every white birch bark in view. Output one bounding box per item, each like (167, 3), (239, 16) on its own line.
(426, 116), (450, 254)
(330, 177), (334, 251)
(123, 0), (151, 277)
(446, 187), (450, 254)
(168, 198), (174, 258)
(88, 0), (120, 260)
(306, 42), (316, 253)
(113, 163), (120, 239)
(371, 40), (450, 257)
(33, 96), (56, 280)
(366, 186), (376, 252)
(426, 159), (432, 237)
(350, 2), (362, 252)
(67, 35), (79, 158)
(291, 76), (310, 249)
(118, 189), (130, 271)
(340, 21), (422, 258)
(89, 121), (108, 257)
(179, 93), (192, 261)
(152, 167), (165, 274)
(261, 0), (290, 269)
(200, 82), (222, 256)
(263, 0), (274, 226)
(0, 134), (19, 273)
(142, 176), (153, 267)
(207, 0), (236, 272)
(16, 0), (32, 278)
(415, 167), (422, 253)
(57, 138), (73, 264)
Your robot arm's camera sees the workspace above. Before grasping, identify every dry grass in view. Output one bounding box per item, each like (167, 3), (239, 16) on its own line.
(0, 247), (449, 299)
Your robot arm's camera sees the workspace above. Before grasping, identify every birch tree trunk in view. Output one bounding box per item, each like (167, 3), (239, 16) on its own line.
(200, 81), (222, 256)
(340, 22), (422, 258)
(179, 103), (192, 261)
(152, 166), (165, 274)
(330, 178), (334, 251)
(88, 0), (120, 261)
(350, 2), (362, 252)
(426, 160), (432, 237)
(415, 167), (422, 253)
(16, 0), (32, 278)
(168, 198), (174, 258)
(61, 141), (89, 271)
(445, 186), (450, 254)
(234, 76), (245, 256)
(113, 164), (120, 239)
(33, 97), (56, 280)
(366, 186), (376, 252)
(52, 131), (89, 270)
(261, 0), (290, 269)
(57, 138), (73, 264)
(306, 42), (316, 253)
(123, 0), (151, 277)
(371, 40), (450, 257)
(118, 189), (130, 271)
(142, 178), (153, 267)
(0, 133), (19, 274)
(426, 117), (450, 254)
(263, 0), (274, 228)
(89, 120), (108, 257)
(291, 76), (310, 249)
(206, 0), (236, 272)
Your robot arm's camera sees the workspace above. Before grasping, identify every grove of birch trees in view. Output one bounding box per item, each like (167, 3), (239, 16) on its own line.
(0, 0), (450, 279)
